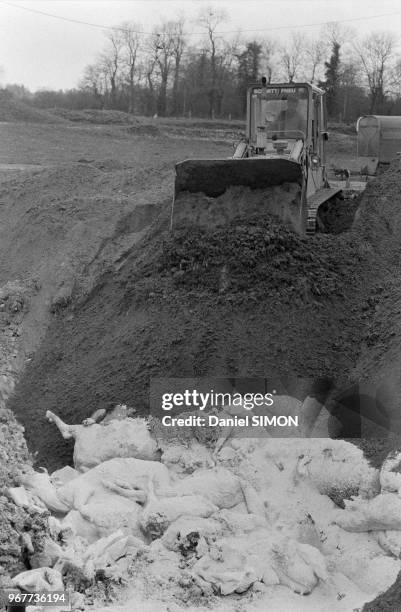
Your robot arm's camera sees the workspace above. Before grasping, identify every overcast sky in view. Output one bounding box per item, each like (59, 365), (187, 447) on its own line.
(2, 0), (401, 91)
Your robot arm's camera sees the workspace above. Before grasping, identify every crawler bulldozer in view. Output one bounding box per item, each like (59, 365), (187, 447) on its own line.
(172, 80), (342, 235)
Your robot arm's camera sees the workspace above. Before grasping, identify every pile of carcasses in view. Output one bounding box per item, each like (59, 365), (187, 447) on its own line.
(5, 402), (401, 612)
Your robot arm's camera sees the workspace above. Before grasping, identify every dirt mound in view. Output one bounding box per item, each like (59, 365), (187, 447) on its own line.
(51, 108), (139, 125)
(48, 111), (244, 141)
(0, 91), (67, 124)
(347, 163), (401, 468)
(351, 167), (401, 383)
(0, 162), (162, 286)
(127, 124), (161, 136)
(160, 213), (361, 298)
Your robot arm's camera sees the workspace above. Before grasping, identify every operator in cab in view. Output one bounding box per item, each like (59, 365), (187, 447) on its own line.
(278, 96), (305, 133)
(265, 96), (305, 135)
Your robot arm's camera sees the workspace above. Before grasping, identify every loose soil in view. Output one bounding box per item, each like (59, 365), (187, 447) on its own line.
(0, 408), (49, 585)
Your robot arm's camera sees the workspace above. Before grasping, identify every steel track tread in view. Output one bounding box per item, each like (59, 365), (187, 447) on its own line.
(305, 187), (342, 235)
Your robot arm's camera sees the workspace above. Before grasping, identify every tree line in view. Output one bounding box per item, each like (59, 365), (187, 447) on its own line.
(6, 8), (401, 122)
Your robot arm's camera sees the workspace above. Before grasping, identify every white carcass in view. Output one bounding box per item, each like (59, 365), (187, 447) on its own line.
(46, 411), (160, 471)
(19, 458), (171, 542)
(191, 533), (328, 596)
(333, 450), (401, 533)
(12, 567), (64, 592)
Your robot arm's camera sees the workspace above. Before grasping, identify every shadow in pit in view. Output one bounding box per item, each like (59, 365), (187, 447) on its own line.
(317, 195), (361, 234)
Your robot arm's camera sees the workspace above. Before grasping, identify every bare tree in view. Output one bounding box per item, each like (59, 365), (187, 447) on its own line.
(261, 38), (277, 83)
(170, 19), (186, 116)
(74, 15), (393, 120)
(101, 28), (124, 107)
(236, 38), (263, 113)
(338, 61), (362, 120)
(143, 53), (157, 115)
(323, 21), (353, 47)
(148, 21), (182, 116)
(214, 34), (240, 115)
(181, 46), (207, 117)
(280, 32), (306, 82)
(353, 31), (396, 113)
(197, 5), (228, 118)
(318, 22), (355, 118)
(120, 22), (142, 114)
(389, 58), (401, 98)
(305, 36), (327, 83)
(80, 63), (108, 107)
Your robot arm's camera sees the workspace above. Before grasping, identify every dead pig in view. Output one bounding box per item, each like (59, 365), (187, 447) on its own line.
(46, 410), (160, 471)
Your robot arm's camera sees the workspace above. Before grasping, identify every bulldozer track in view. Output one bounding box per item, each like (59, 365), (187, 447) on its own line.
(306, 205), (320, 235)
(306, 187), (342, 235)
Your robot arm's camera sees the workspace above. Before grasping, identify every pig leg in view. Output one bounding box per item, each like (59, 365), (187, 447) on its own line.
(213, 424), (233, 458)
(46, 410), (80, 440)
(72, 487), (95, 519)
(102, 479), (147, 503)
(83, 408), (106, 427)
(240, 480), (267, 519)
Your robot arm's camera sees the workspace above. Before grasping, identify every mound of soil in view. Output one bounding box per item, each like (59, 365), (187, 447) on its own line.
(0, 91), (67, 124)
(50, 109), (244, 133)
(351, 169), (401, 388)
(160, 213), (362, 298)
(51, 108), (139, 125)
(127, 124), (161, 136)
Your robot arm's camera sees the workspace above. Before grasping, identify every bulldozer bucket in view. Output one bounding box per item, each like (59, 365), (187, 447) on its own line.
(171, 157), (305, 232)
(174, 157), (303, 198)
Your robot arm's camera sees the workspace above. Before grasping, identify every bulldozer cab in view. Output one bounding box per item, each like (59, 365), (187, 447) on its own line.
(246, 82), (327, 168)
(247, 84), (309, 147)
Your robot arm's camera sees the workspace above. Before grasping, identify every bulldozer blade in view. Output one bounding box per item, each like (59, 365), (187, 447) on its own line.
(171, 157), (306, 233)
(174, 157), (303, 198)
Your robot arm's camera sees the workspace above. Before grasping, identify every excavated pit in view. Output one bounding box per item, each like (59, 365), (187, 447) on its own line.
(2, 137), (401, 610)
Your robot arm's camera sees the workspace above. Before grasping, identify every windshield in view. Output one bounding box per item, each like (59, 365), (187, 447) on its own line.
(250, 86), (308, 141)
